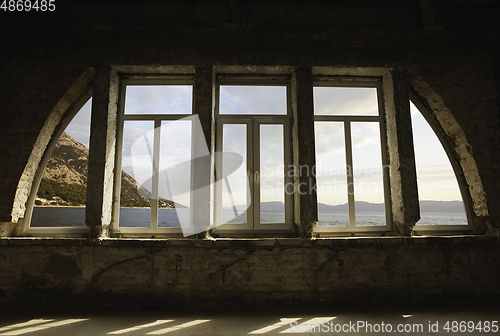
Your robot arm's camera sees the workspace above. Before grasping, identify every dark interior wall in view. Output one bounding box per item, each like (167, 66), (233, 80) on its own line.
(0, 0), (500, 306)
(1, 236), (499, 307)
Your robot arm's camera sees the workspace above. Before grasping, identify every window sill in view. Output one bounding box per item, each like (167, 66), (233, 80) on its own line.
(1, 235), (497, 247)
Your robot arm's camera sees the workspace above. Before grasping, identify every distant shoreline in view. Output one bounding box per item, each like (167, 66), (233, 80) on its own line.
(35, 205), (85, 208)
(34, 205), (180, 209)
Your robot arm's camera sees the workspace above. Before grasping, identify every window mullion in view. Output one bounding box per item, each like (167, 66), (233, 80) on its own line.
(293, 68), (318, 237)
(150, 119), (161, 229)
(344, 121), (356, 228)
(86, 66), (118, 238)
(383, 71), (420, 235)
(112, 83), (126, 231)
(251, 120), (259, 229)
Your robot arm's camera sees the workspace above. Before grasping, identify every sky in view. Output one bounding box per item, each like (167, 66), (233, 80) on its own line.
(410, 101), (463, 202)
(65, 98), (92, 148)
(62, 84), (464, 208)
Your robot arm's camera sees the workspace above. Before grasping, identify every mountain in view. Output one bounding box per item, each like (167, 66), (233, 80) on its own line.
(37, 132), (180, 208)
(318, 201), (385, 212)
(224, 200), (465, 213)
(318, 201), (465, 213)
(419, 200), (465, 213)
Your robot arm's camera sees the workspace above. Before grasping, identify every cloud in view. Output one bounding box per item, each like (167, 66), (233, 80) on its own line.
(65, 98), (92, 148)
(313, 87), (378, 116)
(125, 85), (193, 115)
(220, 86), (287, 115)
(121, 121), (155, 159)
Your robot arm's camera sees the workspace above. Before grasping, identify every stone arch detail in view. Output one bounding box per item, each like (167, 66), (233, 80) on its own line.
(408, 72), (488, 218)
(10, 68), (95, 224)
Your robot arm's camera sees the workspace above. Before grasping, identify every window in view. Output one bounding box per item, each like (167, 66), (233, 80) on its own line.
(113, 80), (195, 234)
(214, 83), (293, 233)
(22, 67), (474, 237)
(24, 96), (92, 234)
(312, 82), (390, 233)
(410, 101), (469, 230)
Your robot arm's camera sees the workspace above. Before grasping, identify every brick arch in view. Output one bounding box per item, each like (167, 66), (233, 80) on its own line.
(11, 69), (94, 227)
(408, 72), (488, 222)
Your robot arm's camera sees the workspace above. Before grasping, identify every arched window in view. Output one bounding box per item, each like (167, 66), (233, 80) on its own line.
(410, 101), (469, 229)
(27, 97), (92, 231)
(18, 67), (477, 237)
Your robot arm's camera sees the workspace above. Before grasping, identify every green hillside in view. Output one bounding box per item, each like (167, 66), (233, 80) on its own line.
(37, 132), (179, 208)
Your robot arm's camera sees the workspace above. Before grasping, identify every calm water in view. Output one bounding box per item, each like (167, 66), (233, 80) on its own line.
(31, 207), (467, 228)
(31, 207), (86, 227)
(119, 208), (190, 228)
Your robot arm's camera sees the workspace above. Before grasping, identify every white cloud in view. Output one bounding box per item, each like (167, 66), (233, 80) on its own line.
(125, 85), (193, 115)
(313, 87), (378, 116)
(65, 98), (92, 148)
(220, 86), (287, 115)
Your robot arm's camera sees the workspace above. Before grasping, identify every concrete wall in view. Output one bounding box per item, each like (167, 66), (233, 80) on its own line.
(1, 1), (500, 306)
(1, 236), (499, 307)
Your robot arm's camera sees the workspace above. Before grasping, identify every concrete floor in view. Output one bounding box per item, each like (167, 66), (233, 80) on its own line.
(0, 300), (498, 336)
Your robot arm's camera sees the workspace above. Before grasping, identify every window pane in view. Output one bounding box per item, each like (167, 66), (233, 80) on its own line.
(351, 122), (386, 226)
(314, 122), (349, 227)
(313, 87), (379, 116)
(260, 124), (285, 224)
(219, 86), (287, 115)
(119, 121), (154, 227)
(125, 85), (193, 115)
(222, 124), (248, 224)
(31, 98), (92, 227)
(410, 102), (467, 225)
(158, 120), (192, 228)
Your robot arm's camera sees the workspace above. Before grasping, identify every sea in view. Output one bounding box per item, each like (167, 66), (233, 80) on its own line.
(30, 207), (468, 228)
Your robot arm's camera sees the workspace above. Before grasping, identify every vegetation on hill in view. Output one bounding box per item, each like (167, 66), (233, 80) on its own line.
(38, 178), (86, 205)
(37, 132), (181, 208)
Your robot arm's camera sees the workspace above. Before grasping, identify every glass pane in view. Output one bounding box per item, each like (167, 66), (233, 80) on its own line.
(410, 102), (467, 225)
(313, 87), (379, 116)
(314, 122), (349, 227)
(119, 121), (154, 228)
(219, 86), (287, 115)
(221, 124), (248, 224)
(158, 120), (192, 228)
(351, 122), (386, 226)
(31, 98), (92, 227)
(260, 125), (285, 224)
(125, 85), (193, 115)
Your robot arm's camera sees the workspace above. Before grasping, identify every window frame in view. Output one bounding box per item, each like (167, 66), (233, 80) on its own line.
(20, 67), (475, 238)
(21, 92), (93, 236)
(112, 77), (195, 236)
(213, 78), (294, 234)
(312, 78), (392, 234)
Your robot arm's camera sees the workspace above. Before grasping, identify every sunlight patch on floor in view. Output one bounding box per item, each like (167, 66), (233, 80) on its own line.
(146, 320), (210, 334)
(108, 320), (174, 334)
(0, 319), (87, 336)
